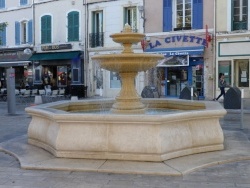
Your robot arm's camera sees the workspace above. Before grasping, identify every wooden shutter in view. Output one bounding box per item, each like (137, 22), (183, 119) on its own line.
(192, 0), (203, 29)
(41, 15), (51, 44)
(68, 11), (79, 41)
(15, 21), (20, 45)
(28, 20), (33, 44)
(0, 0), (5, 8)
(163, 0), (172, 32)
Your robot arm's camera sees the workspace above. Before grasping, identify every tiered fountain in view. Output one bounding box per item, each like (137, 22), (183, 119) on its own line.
(26, 25), (226, 162)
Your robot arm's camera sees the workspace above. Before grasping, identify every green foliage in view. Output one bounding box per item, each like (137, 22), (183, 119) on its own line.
(0, 22), (8, 45)
(0, 22), (8, 31)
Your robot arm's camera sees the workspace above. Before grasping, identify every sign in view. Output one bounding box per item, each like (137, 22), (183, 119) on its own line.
(157, 55), (189, 67)
(41, 44), (72, 51)
(148, 35), (207, 49)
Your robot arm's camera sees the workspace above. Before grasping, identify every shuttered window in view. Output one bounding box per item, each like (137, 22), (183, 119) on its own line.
(163, 0), (203, 32)
(41, 15), (52, 44)
(28, 20), (33, 44)
(68, 11), (79, 41)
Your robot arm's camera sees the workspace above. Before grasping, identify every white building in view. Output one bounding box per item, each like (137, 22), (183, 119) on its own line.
(86, 0), (145, 98)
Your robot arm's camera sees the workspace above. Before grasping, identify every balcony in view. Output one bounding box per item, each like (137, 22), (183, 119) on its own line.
(89, 32), (104, 48)
(233, 21), (248, 31)
(173, 27), (192, 31)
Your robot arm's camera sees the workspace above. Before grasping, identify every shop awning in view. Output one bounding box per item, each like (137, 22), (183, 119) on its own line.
(29, 51), (81, 61)
(0, 61), (30, 67)
(145, 46), (204, 56)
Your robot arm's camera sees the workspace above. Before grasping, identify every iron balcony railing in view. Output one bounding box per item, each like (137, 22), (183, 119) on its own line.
(89, 32), (104, 48)
(233, 21), (248, 30)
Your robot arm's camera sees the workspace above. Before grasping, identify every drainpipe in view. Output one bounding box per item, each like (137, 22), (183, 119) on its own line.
(83, 0), (89, 92)
(213, 0), (217, 99)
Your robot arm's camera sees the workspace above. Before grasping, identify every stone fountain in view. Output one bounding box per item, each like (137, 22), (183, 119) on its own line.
(92, 24), (163, 113)
(25, 25), (226, 162)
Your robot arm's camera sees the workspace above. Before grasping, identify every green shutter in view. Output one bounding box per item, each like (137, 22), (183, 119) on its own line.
(68, 11), (79, 41)
(41, 15), (51, 44)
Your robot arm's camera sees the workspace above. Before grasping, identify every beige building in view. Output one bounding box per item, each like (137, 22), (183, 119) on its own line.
(216, 0), (250, 98)
(143, 0), (215, 99)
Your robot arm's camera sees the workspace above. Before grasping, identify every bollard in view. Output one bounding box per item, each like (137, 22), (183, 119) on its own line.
(71, 96), (78, 101)
(7, 68), (16, 115)
(191, 87), (193, 101)
(34, 95), (43, 105)
(240, 89), (244, 130)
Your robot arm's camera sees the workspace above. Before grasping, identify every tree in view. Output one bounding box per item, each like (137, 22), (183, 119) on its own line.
(0, 22), (8, 45)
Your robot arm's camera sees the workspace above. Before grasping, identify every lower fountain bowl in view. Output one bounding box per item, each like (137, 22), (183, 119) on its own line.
(26, 98), (226, 162)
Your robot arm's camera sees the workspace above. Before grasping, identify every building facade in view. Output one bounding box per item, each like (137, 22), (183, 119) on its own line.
(216, 0), (250, 98)
(0, 0), (33, 89)
(144, 0), (215, 99)
(87, 0), (144, 98)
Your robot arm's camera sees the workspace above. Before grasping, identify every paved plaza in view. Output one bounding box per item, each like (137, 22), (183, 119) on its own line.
(0, 99), (249, 188)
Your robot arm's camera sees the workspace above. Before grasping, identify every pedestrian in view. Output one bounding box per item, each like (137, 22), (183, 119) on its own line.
(213, 73), (229, 101)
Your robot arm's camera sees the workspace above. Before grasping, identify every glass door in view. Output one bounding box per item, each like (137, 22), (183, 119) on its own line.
(234, 59), (249, 87)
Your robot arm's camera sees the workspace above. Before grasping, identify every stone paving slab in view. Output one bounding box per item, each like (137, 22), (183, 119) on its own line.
(0, 130), (249, 176)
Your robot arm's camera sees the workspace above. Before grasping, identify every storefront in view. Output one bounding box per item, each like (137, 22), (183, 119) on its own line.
(29, 50), (84, 91)
(217, 38), (250, 98)
(145, 33), (211, 99)
(0, 48), (33, 89)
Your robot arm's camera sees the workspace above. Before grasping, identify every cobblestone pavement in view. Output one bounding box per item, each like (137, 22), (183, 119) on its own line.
(0, 100), (249, 188)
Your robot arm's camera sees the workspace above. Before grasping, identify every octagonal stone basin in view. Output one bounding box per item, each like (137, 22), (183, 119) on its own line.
(26, 99), (226, 162)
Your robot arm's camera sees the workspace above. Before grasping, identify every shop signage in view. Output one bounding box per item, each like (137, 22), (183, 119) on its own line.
(0, 50), (32, 61)
(148, 35), (207, 49)
(41, 44), (72, 51)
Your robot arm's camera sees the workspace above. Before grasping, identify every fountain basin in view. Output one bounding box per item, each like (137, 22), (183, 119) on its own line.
(26, 99), (226, 162)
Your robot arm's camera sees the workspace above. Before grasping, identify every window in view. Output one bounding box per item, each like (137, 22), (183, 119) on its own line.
(20, 0), (27, 5)
(176, 0), (191, 29)
(0, 0), (5, 9)
(218, 61), (231, 86)
(163, 0), (203, 32)
(41, 15), (52, 44)
(68, 11), (79, 42)
(110, 72), (121, 88)
(124, 7), (137, 32)
(15, 20), (32, 45)
(0, 23), (6, 46)
(234, 60), (249, 87)
(232, 0), (248, 30)
(89, 11), (103, 47)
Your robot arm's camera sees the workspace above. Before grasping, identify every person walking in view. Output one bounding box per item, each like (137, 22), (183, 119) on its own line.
(214, 73), (229, 101)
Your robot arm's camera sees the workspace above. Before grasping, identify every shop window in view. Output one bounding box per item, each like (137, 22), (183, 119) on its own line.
(57, 66), (67, 87)
(234, 59), (249, 87)
(110, 72), (121, 88)
(41, 15), (52, 44)
(68, 11), (79, 42)
(218, 61), (231, 86)
(124, 6), (137, 32)
(163, 0), (203, 32)
(34, 68), (42, 84)
(72, 68), (79, 82)
(232, 0), (248, 30)
(0, 0), (5, 9)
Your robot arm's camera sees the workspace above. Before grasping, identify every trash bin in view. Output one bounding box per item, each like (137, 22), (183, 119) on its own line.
(70, 85), (86, 98)
(141, 86), (159, 98)
(179, 87), (199, 100)
(224, 87), (241, 109)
